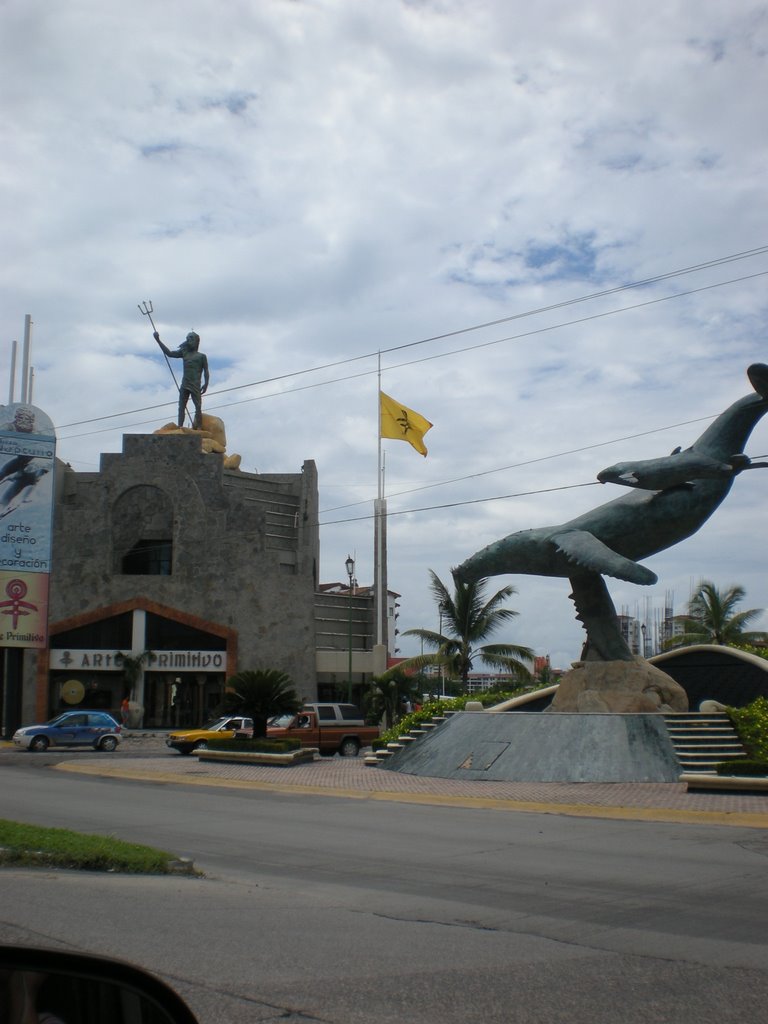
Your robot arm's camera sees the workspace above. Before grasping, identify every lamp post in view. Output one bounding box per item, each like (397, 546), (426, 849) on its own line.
(345, 554), (355, 702)
(438, 601), (447, 698)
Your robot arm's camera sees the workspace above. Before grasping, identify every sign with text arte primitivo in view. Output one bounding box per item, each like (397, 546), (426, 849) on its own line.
(0, 403), (56, 648)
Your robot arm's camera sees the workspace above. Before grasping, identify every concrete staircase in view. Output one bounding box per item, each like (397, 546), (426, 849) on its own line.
(663, 713), (748, 774)
(364, 715), (451, 765)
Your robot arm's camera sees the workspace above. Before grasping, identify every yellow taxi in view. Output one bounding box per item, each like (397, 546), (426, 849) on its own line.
(166, 716), (253, 755)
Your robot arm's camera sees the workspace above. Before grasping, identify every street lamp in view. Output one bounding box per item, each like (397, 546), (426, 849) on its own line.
(345, 554), (355, 702)
(438, 601), (447, 698)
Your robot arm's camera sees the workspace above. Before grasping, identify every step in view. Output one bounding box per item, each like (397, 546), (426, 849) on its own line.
(674, 744), (744, 753)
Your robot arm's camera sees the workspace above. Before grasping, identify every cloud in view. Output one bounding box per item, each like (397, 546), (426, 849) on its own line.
(2, 0), (768, 664)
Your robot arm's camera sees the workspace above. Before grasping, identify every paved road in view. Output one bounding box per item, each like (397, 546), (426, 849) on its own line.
(1, 754), (767, 1024)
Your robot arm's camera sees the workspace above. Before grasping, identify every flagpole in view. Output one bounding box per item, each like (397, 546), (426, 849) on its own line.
(376, 354), (385, 649)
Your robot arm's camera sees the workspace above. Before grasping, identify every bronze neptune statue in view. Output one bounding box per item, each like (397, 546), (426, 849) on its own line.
(154, 330), (210, 430)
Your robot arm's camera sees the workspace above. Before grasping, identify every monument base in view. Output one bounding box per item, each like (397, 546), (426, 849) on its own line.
(379, 711), (683, 782)
(547, 658), (688, 714)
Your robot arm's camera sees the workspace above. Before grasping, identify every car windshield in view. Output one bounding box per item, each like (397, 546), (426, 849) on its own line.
(202, 719), (230, 731)
(46, 714), (73, 727)
(269, 714), (296, 728)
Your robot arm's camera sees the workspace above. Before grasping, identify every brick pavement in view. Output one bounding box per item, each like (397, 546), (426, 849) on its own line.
(57, 748), (768, 828)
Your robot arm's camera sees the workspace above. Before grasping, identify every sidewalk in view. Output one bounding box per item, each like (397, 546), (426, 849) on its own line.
(56, 746), (768, 829)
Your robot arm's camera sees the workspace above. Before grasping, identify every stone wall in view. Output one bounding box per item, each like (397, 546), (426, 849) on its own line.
(28, 433), (319, 713)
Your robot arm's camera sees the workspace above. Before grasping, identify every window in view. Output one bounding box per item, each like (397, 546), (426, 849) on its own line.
(112, 485), (174, 575)
(145, 613), (227, 651)
(122, 539), (172, 576)
(52, 612), (133, 650)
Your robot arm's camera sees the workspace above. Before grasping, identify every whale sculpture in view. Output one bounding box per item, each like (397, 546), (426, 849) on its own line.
(455, 364), (768, 661)
(596, 450), (752, 491)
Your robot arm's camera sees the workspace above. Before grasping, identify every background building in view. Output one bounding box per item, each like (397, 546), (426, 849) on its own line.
(314, 582), (398, 702)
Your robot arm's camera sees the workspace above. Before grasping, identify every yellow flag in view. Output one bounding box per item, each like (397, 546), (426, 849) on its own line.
(380, 391), (433, 457)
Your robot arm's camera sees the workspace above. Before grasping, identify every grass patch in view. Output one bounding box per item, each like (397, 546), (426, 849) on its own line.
(0, 819), (197, 874)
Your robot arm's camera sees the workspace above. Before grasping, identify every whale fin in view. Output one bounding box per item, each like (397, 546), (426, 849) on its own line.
(552, 530), (658, 585)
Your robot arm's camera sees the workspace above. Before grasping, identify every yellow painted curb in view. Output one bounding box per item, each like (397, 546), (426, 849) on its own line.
(55, 762), (768, 829)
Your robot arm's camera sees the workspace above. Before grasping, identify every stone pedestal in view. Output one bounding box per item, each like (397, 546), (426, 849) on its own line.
(547, 658), (688, 713)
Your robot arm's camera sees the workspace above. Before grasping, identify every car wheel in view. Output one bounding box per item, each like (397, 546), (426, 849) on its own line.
(193, 740), (208, 751)
(29, 735), (50, 753)
(98, 735), (118, 752)
(339, 738), (360, 757)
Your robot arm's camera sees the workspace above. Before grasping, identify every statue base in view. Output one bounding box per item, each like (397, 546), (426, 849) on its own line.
(547, 657), (688, 713)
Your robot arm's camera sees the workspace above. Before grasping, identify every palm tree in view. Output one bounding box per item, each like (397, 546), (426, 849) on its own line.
(115, 649), (153, 699)
(221, 669), (302, 738)
(401, 571), (534, 689)
(365, 669), (424, 730)
(667, 581), (768, 648)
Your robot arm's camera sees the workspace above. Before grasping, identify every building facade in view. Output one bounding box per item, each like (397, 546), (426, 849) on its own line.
(24, 433), (320, 726)
(314, 583), (399, 702)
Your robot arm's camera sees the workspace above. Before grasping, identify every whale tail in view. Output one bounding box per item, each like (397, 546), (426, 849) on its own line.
(747, 363), (768, 399)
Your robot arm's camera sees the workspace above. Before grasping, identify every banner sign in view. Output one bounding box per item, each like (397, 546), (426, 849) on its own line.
(0, 403), (56, 648)
(49, 649), (227, 672)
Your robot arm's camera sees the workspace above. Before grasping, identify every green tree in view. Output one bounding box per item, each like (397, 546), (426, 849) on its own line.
(667, 581), (768, 649)
(401, 571), (534, 689)
(221, 669), (302, 738)
(365, 669), (424, 730)
(115, 650), (152, 699)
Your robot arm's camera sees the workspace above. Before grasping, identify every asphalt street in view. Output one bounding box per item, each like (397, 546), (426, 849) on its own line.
(1, 744), (767, 1024)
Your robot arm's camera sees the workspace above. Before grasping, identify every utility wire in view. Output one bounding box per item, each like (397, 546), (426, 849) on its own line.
(319, 414), (718, 513)
(56, 265), (768, 448)
(57, 247), (768, 433)
(317, 481), (603, 527)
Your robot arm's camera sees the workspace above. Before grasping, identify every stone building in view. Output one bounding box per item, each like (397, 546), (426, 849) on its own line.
(27, 432), (319, 727)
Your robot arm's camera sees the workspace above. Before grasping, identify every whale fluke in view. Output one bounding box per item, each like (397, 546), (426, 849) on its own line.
(748, 362), (768, 398)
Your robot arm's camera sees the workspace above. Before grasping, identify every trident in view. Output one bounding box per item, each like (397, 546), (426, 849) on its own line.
(138, 300), (192, 427)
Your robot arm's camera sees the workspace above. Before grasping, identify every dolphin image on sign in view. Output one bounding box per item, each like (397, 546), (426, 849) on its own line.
(454, 364), (768, 660)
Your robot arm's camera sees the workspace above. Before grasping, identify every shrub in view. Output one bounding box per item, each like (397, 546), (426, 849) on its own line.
(208, 737), (302, 753)
(726, 696), (768, 761)
(377, 689), (531, 745)
(715, 760), (768, 777)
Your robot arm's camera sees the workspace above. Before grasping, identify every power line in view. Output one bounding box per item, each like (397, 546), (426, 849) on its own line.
(58, 265), (768, 496)
(57, 246), (768, 433)
(319, 414), (717, 513)
(318, 481), (603, 527)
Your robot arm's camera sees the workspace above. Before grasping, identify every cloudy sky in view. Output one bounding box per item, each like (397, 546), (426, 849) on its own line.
(3, 0), (768, 669)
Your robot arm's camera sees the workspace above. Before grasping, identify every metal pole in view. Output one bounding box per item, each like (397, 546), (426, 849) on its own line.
(138, 301), (192, 426)
(21, 315), (32, 404)
(439, 604), (445, 697)
(346, 555), (355, 702)
(8, 340), (17, 404)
